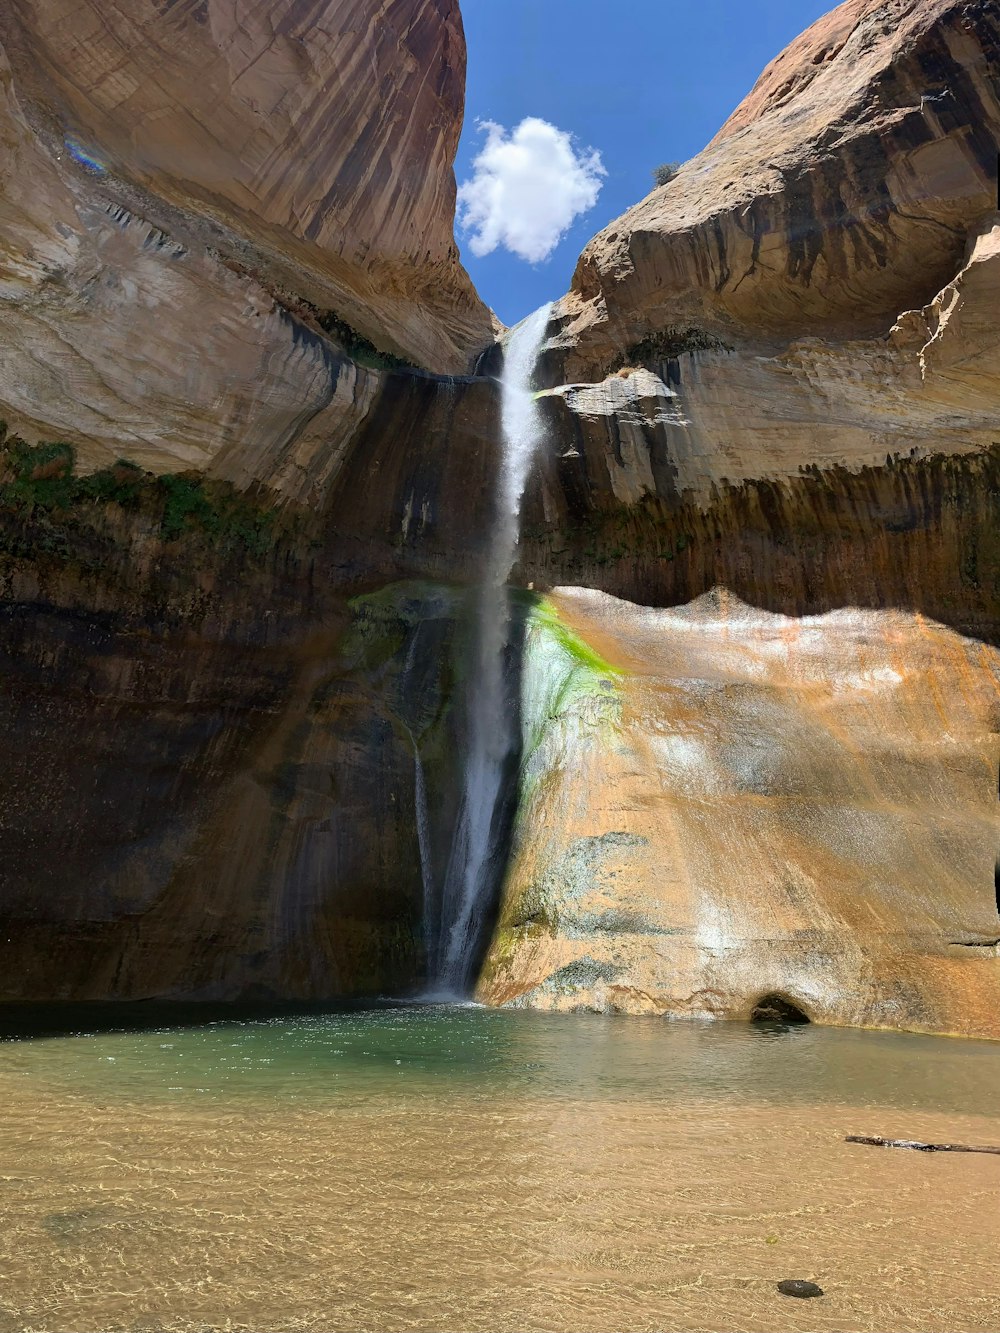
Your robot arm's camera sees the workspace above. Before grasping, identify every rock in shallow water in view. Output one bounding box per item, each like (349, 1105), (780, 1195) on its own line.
(777, 1280), (825, 1299)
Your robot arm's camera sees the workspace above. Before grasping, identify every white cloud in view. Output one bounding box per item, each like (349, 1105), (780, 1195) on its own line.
(456, 117), (606, 264)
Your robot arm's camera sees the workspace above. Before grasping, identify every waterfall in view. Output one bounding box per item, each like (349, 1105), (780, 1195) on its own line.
(430, 303), (552, 996)
(399, 626), (437, 971)
(403, 721), (435, 964)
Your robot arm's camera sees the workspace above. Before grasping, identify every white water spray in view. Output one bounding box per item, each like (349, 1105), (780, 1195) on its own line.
(431, 303), (552, 994)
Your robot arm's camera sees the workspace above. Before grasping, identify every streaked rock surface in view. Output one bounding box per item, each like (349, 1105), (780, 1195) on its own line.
(0, 373), (501, 1001)
(492, 2), (1000, 1039)
(0, 0), (491, 483)
(479, 590), (1000, 1038)
(0, 572), (470, 1001)
(1, 0), (1000, 1033)
(534, 215), (1000, 511)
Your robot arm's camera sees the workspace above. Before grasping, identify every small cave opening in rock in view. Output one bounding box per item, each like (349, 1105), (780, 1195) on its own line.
(750, 994), (811, 1025)
(994, 858), (1000, 918)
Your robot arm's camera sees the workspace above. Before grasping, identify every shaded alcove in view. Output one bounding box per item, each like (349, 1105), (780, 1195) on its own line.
(750, 994), (811, 1025)
(518, 427), (1000, 655)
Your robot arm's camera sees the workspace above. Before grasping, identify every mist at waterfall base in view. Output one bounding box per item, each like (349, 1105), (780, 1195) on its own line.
(424, 304), (553, 998)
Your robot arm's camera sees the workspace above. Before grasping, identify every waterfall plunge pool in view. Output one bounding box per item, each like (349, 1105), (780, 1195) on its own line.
(1, 1006), (998, 1332)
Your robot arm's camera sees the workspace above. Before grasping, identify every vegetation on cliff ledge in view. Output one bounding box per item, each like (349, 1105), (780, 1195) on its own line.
(317, 310), (417, 373)
(0, 424), (293, 562)
(651, 162), (681, 187)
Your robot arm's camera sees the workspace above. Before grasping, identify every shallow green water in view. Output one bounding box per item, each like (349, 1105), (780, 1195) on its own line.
(3, 1003), (999, 1112)
(1, 1008), (999, 1333)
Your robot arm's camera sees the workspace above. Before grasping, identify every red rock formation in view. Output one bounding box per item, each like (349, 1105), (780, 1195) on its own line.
(553, 0), (1000, 378)
(478, 588), (1000, 1039)
(479, 0), (1000, 1038)
(0, 0), (489, 368)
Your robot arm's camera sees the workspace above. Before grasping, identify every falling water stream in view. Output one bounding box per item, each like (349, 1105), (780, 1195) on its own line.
(404, 720), (435, 950)
(431, 303), (552, 994)
(401, 628), (436, 953)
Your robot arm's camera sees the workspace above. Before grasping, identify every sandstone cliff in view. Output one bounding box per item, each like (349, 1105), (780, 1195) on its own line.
(1, 0), (1000, 1040)
(552, 0), (999, 379)
(478, 590), (1000, 1038)
(479, 0), (1000, 1035)
(0, 0), (492, 480)
(518, 215), (1000, 631)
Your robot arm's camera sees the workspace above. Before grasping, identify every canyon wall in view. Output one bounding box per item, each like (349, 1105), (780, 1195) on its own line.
(551, 0), (999, 379)
(479, 0), (1000, 1034)
(0, 0), (999, 1035)
(0, 0), (493, 479)
(0, 363), (500, 999)
(0, 0), (502, 999)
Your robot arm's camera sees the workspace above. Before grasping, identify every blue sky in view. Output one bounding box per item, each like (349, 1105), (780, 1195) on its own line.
(455, 0), (834, 326)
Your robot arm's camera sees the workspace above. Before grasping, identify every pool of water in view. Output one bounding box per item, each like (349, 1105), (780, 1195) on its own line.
(1, 1006), (998, 1331)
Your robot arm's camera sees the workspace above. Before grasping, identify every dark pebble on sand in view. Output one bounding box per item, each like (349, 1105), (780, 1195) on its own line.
(777, 1279), (824, 1299)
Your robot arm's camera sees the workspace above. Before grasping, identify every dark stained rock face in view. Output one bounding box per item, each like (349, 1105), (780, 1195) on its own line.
(0, 374), (499, 1001)
(0, 522), (473, 1001)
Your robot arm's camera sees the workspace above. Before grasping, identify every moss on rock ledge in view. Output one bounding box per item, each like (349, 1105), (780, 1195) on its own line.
(0, 425), (293, 560)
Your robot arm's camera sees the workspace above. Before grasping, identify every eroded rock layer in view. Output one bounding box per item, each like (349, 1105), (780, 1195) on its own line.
(538, 214), (1000, 508)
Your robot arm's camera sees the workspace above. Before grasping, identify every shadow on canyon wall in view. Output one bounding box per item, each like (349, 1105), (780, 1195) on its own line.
(521, 399), (1000, 649)
(0, 366), (529, 1002)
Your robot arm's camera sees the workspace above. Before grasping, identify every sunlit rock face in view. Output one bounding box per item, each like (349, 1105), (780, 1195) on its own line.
(532, 216), (1000, 514)
(500, 1), (1000, 1040)
(551, 0), (1000, 381)
(479, 590), (1000, 1038)
(522, 2), (1000, 638)
(0, 0), (492, 478)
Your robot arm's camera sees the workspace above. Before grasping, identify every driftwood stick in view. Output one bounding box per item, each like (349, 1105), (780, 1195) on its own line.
(846, 1134), (1000, 1155)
